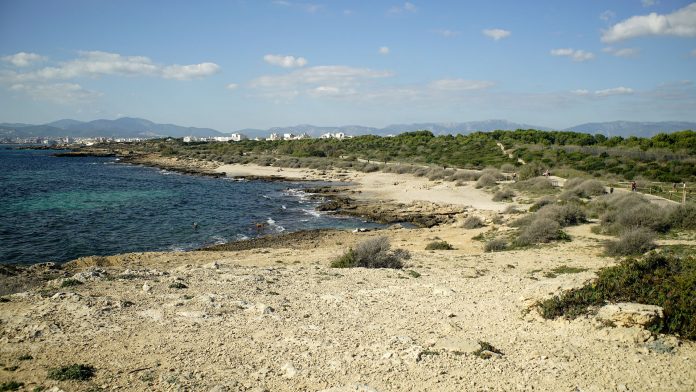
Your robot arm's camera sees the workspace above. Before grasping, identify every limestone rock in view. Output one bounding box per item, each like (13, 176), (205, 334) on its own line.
(597, 303), (663, 328)
(434, 336), (481, 354)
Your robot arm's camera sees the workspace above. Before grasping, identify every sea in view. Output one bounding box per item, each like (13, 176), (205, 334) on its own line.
(0, 146), (381, 264)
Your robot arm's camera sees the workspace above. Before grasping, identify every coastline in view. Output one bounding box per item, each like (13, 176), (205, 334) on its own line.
(2, 149), (695, 391)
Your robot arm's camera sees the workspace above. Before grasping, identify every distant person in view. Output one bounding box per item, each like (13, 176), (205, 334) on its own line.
(192, 222), (199, 230)
(631, 181), (637, 192)
(610, 187), (614, 194)
(512, 172), (517, 182)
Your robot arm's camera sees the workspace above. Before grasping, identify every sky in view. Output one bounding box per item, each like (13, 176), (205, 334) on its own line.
(1, 0), (695, 131)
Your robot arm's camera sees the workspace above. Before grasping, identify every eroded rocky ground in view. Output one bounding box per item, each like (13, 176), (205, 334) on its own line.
(1, 225), (694, 392)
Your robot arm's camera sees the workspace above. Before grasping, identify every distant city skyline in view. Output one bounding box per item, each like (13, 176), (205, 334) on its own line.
(1, 0), (695, 131)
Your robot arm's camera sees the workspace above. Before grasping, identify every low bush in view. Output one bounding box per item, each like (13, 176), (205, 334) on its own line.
(604, 228), (657, 256)
(504, 205), (521, 214)
(331, 237), (410, 269)
(60, 279), (83, 288)
(513, 177), (555, 194)
(515, 218), (569, 246)
(0, 381), (23, 391)
(537, 251), (696, 340)
(448, 170), (481, 182)
(536, 204), (587, 227)
(475, 174), (498, 188)
(529, 196), (556, 212)
(669, 203), (696, 230)
(48, 364), (95, 381)
(463, 216), (485, 229)
(482, 167), (505, 180)
(563, 178), (606, 198)
(492, 189), (515, 202)
(484, 238), (508, 252)
(425, 241), (454, 250)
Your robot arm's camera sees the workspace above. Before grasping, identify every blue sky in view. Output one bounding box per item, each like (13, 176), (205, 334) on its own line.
(1, 0), (695, 131)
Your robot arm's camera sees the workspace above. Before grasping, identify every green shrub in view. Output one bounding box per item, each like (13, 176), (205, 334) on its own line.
(448, 170), (480, 182)
(492, 189), (515, 202)
(536, 204), (587, 227)
(563, 179), (606, 198)
(463, 216), (485, 229)
(425, 241), (454, 250)
(484, 238), (508, 252)
(60, 279), (83, 288)
(604, 228), (657, 256)
(513, 177), (555, 194)
(669, 203), (696, 230)
(515, 218), (569, 246)
(475, 173), (497, 188)
(529, 196), (556, 212)
(0, 381), (23, 391)
(47, 364), (95, 381)
(331, 237), (410, 269)
(538, 251), (696, 340)
(518, 163), (545, 180)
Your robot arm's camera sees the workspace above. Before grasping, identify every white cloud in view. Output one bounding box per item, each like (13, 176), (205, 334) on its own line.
(250, 65), (393, 99)
(10, 82), (101, 103)
(263, 54), (308, 68)
(388, 2), (416, 15)
(550, 48), (595, 62)
(482, 28), (511, 41)
(1, 51), (219, 82)
(601, 3), (696, 43)
(162, 63), (220, 80)
(226, 83), (239, 90)
(428, 79), (495, 91)
(642, 0), (658, 7)
(570, 87), (635, 97)
(2, 52), (45, 67)
(271, 1), (322, 13)
(434, 29), (460, 38)
(602, 47), (640, 57)
(595, 87), (634, 96)
(379, 46), (390, 55)
(600, 10), (616, 21)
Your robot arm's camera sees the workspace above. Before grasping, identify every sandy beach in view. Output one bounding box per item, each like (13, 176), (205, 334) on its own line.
(1, 160), (695, 391)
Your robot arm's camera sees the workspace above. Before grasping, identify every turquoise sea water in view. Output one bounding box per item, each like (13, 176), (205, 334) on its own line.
(0, 146), (380, 264)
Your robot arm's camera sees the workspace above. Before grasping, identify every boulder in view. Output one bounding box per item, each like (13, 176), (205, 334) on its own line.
(596, 303), (663, 328)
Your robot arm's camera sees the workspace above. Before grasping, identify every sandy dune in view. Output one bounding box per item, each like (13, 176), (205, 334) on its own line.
(216, 164), (507, 212)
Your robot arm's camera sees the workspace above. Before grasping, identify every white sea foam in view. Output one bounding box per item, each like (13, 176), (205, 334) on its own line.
(302, 209), (321, 218)
(266, 217), (285, 232)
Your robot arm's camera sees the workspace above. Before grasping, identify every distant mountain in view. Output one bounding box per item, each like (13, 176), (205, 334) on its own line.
(0, 117), (225, 138)
(565, 121), (696, 138)
(2, 117), (694, 140)
(46, 119), (85, 129)
(378, 120), (552, 135)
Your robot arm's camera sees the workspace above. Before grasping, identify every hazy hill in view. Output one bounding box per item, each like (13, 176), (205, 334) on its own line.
(565, 121), (696, 137)
(0, 117), (225, 138)
(2, 118), (695, 139)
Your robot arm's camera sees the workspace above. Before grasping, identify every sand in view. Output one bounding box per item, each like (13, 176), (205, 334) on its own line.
(216, 164), (507, 212)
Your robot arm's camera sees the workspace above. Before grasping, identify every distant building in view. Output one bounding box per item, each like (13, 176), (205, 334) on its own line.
(283, 133), (295, 140)
(229, 133), (248, 142)
(320, 132), (346, 139)
(267, 133), (282, 141)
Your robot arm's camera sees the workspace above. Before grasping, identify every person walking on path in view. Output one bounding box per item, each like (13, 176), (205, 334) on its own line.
(631, 181), (637, 192)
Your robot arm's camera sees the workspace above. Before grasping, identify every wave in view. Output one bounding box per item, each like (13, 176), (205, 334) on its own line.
(302, 208), (321, 218)
(266, 217), (285, 232)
